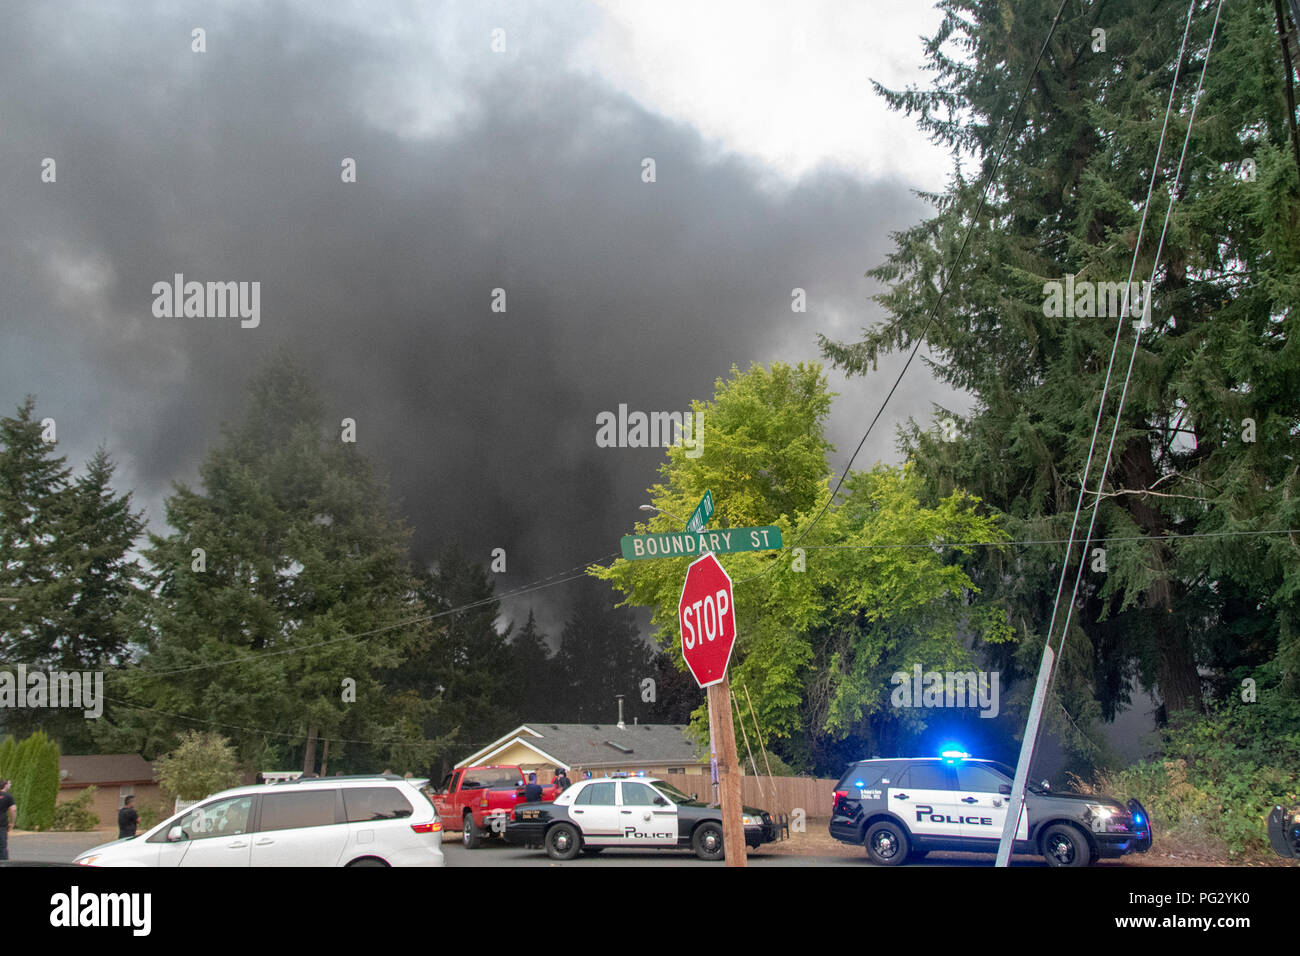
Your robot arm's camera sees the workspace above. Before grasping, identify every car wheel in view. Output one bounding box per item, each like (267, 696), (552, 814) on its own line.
(462, 812), (481, 849)
(346, 857), (388, 867)
(693, 822), (725, 861)
(1041, 823), (1092, 867)
(864, 821), (911, 866)
(546, 823), (581, 860)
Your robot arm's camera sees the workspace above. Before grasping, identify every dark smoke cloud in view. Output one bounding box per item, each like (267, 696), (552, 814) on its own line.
(0, 1), (962, 639)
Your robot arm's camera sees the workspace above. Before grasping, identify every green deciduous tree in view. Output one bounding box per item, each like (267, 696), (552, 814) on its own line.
(594, 362), (1007, 774)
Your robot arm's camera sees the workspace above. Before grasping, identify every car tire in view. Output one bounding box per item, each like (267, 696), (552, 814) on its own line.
(864, 821), (911, 866)
(463, 812), (481, 849)
(546, 823), (581, 860)
(346, 857), (388, 867)
(1041, 823), (1092, 867)
(693, 822), (725, 861)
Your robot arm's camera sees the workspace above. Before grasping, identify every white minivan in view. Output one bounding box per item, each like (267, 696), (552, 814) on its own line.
(74, 775), (445, 867)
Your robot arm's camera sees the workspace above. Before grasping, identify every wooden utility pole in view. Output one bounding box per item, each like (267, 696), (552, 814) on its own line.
(708, 675), (747, 867)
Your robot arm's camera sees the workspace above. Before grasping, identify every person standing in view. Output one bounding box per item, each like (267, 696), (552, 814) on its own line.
(0, 779), (16, 860)
(523, 772), (544, 803)
(117, 795), (139, 840)
(553, 768), (571, 793)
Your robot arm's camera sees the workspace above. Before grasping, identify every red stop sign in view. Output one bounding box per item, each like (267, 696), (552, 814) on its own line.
(678, 552), (736, 688)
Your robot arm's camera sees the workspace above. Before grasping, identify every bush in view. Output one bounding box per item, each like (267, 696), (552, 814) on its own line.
(52, 786), (100, 831)
(0, 735), (14, 781)
(138, 802), (168, 830)
(153, 731), (241, 801)
(1088, 686), (1300, 859)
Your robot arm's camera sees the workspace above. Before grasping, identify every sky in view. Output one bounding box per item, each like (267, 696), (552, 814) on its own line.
(0, 0), (972, 641)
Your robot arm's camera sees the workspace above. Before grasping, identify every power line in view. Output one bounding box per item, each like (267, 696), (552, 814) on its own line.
(798, 527), (1300, 551)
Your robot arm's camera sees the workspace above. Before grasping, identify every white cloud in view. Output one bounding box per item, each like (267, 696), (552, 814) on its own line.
(572, 0), (952, 188)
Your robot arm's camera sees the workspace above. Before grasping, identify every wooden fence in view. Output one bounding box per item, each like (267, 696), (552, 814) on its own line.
(658, 772), (836, 820)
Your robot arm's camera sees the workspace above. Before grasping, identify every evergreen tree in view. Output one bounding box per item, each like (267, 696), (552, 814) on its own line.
(553, 580), (654, 724)
(0, 734), (13, 780)
(821, 0), (1300, 737)
(0, 398), (72, 665)
(56, 448), (146, 669)
(109, 354), (431, 772)
(509, 608), (556, 721)
(390, 543), (518, 773)
(16, 733), (58, 830)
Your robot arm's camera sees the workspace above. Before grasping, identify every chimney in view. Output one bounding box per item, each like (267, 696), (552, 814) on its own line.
(615, 694), (626, 730)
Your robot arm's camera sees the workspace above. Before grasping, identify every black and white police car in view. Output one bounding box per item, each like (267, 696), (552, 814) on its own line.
(829, 751), (1152, 866)
(504, 774), (782, 860)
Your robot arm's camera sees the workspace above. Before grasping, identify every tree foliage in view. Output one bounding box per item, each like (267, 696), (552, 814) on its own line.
(153, 730), (242, 801)
(821, 0), (1300, 747)
(594, 362), (1007, 773)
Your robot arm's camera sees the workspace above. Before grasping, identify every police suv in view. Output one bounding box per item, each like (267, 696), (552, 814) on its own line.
(829, 752), (1151, 866)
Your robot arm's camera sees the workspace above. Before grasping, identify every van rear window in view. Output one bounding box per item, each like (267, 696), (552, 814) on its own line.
(343, 786), (414, 822)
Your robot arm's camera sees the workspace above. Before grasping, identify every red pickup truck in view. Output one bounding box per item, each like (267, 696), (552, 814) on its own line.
(432, 765), (561, 848)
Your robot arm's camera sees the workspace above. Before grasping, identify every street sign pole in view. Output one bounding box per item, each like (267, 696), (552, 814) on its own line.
(706, 694), (719, 804)
(678, 551), (746, 867)
(995, 643), (1055, 867)
(708, 675), (747, 867)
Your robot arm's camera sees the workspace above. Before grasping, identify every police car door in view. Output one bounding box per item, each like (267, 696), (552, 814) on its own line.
(888, 763), (965, 842)
(571, 781), (621, 845)
(619, 781), (677, 846)
(954, 763), (1028, 845)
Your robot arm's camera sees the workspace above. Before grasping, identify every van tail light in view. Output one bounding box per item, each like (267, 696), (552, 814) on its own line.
(833, 790), (847, 812)
(411, 822), (443, 834)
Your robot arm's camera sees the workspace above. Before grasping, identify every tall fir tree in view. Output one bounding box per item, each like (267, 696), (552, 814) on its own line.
(821, 0), (1300, 741)
(107, 354), (431, 772)
(0, 398), (73, 665)
(509, 608), (557, 721)
(387, 542), (518, 778)
(553, 580), (654, 724)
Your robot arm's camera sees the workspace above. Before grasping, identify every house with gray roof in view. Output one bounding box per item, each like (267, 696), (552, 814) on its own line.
(455, 722), (709, 778)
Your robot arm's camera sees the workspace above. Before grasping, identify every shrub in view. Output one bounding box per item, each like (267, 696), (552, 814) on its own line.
(138, 802), (168, 830)
(52, 786), (100, 831)
(1089, 684), (1300, 859)
(153, 731), (241, 801)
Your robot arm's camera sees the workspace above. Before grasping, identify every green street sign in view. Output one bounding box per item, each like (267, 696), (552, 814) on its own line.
(621, 525), (782, 561)
(685, 490), (714, 534)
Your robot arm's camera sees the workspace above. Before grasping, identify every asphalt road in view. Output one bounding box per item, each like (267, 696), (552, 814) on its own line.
(6, 828), (1054, 866)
